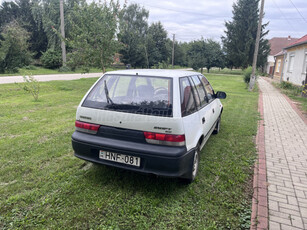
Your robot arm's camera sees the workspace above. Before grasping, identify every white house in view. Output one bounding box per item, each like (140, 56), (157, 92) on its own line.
(266, 36), (298, 75)
(282, 34), (307, 85)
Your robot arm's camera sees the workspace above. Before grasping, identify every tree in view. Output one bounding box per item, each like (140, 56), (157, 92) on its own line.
(0, 2), (20, 29)
(32, 0), (61, 50)
(0, 21), (32, 73)
(203, 39), (224, 73)
(146, 22), (168, 67)
(256, 33), (270, 71)
(67, 0), (121, 72)
(167, 40), (187, 67)
(222, 0), (269, 69)
(187, 38), (206, 73)
(118, 3), (148, 68)
(0, 0), (48, 58)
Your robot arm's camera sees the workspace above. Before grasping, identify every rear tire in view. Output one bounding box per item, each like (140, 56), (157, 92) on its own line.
(213, 116), (221, 134)
(181, 146), (200, 184)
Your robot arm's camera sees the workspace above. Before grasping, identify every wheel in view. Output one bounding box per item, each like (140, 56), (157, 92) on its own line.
(213, 116), (221, 134)
(181, 146), (200, 184)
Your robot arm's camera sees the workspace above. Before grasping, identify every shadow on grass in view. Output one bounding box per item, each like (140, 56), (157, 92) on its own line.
(79, 162), (187, 196)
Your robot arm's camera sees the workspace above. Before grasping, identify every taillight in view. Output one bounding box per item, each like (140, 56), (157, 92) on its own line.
(144, 132), (185, 146)
(75, 121), (100, 134)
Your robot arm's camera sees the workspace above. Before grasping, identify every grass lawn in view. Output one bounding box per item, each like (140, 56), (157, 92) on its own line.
(0, 66), (120, 77)
(272, 81), (307, 113)
(205, 68), (243, 75)
(0, 66), (189, 77)
(0, 74), (259, 229)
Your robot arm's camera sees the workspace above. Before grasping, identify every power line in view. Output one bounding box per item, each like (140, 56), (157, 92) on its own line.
(271, 0), (301, 37)
(287, 0), (307, 24)
(142, 3), (232, 19)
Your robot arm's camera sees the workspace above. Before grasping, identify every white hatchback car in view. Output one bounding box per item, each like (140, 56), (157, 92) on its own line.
(72, 69), (226, 182)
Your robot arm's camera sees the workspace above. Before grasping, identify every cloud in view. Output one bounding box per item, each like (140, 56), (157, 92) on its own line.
(122, 0), (307, 41)
(1, 0), (306, 41)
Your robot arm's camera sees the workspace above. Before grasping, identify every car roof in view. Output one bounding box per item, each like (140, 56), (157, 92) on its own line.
(105, 69), (200, 78)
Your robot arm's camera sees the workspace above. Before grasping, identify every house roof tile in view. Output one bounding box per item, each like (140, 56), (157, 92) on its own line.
(269, 37), (299, 56)
(274, 50), (284, 57)
(285, 34), (307, 49)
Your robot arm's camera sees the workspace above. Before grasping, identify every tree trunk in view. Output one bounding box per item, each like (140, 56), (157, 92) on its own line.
(60, 0), (66, 66)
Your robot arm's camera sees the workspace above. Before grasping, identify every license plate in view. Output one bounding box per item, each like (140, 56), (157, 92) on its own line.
(99, 150), (140, 167)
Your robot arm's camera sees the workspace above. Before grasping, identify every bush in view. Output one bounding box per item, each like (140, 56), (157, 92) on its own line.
(280, 81), (294, 89)
(6, 67), (19, 74)
(279, 81), (303, 95)
(243, 66), (253, 84)
(58, 66), (71, 72)
(0, 21), (32, 73)
(24, 65), (37, 70)
(41, 49), (62, 69)
(16, 75), (40, 101)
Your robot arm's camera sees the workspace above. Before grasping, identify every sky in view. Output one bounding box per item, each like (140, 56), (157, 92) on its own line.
(118, 0), (307, 42)
(0, 0), (306, 42)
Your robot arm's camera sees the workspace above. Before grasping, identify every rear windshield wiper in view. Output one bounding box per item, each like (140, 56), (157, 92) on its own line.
(104, 80), (114, 105)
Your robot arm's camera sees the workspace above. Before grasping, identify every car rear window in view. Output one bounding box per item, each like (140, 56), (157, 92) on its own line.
(82, 74), (173, 117)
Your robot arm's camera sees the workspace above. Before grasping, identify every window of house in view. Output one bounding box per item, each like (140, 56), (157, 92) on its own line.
(288, 53), (295, 73)
(276, 59), (281, 73)
(303, 51), (307, 74)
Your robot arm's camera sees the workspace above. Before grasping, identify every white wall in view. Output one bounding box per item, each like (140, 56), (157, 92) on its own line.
(266, 55), (275, 74)
(283, 48), (307, 85)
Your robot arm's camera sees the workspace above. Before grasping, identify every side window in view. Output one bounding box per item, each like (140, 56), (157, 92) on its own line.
(200, 75), (215, 102)
(180, 77), (197, 116)
(190, 75), (208, 107)
(189, 76), (201, 108)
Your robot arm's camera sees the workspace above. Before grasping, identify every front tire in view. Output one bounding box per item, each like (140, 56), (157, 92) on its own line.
(213, 116), (221, 134)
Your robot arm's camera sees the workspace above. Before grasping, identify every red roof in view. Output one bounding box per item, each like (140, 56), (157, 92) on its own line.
(269, 37), (299, 55)
(274, 50), (284, 57)
(285, 34), (307, 49)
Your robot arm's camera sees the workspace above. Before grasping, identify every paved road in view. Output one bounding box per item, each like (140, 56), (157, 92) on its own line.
(0, 69), (195, 85)
(258, 78), (307, 230)
(0, 72), (104, 84)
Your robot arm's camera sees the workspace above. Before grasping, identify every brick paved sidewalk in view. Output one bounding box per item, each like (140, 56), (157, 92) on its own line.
(254, 78), (307, 230)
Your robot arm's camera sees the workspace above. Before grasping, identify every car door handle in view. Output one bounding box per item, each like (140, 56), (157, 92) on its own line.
(202, 117), (205, 124)
(212, 108), (215, 114)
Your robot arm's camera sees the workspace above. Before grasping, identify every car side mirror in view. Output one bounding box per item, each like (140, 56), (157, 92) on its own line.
(216, 91), (227, 99)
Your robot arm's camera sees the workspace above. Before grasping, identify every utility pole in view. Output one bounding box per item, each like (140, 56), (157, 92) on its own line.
(249, 0), (265, 91)
(60, 0), (66, 66)
(172, 34), (175, 67)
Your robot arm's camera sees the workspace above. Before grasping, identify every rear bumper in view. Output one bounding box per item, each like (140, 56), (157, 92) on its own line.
(72, 131), (195, 178)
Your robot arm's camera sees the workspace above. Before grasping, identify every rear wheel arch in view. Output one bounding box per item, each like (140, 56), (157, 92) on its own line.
(198, 135), (204, 150)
